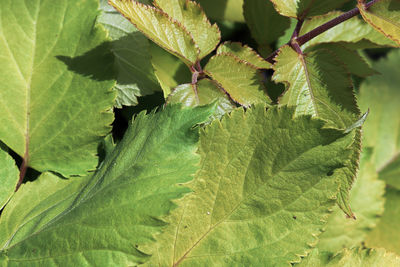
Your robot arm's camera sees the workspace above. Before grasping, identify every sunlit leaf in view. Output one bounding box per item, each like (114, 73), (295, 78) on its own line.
(0, 147), (18, 210)
(196, 0), (245, 22)
(0, 0), (115, 176)
(0, 105), (214, 266)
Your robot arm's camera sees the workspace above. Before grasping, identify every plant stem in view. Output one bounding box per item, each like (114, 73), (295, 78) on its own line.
(265, 0), (381, 64)
(16, 154), (28, 192)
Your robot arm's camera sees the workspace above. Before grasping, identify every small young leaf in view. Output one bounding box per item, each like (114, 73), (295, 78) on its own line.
(217, 42), (272, 69)
(273, 46), (359, 129)
(0, 147), (19, 210)
(98, 0), (161, 107)
(358, 0), (400, 46)
(299, 11), (398, 50)
(109, 0), (199, 66)
(168, 79), (235, 118)
(154, 0), (221, 59)
(366, 187), (400, 255)
(0, 105), (214, 266)
(317, 151), (385, 253)
(243, 0), (290, 49)
(270, 0), (350, 19)
(204, 53), (269, 107)
(144, 106), (355, 266)
(297, 247), (400, 266)
(0, 0), (115, 176)
(359, 49), (400, 173)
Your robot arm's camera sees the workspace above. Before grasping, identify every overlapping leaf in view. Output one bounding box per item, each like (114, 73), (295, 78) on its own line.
(196, 0), (245, 22)
(0, 147), (18, 210)
(243, 0), (290, 51)
(358, 0), (400, 45)
(109, 0), (199, 65)
(216, 42), (272, 69)
(168, 79), (235, 118)
(0, 105), (213, 266)
(98, 0), (161, 107)
(297, 247), (400, 266)
(204, 53), (269, 107)
(143, 105), (355, 266)
(317, 151), (385, 253)
(0, 0), (115, 176)
(299, 11), (398, 50)
(154, 0), (221, 59)
(359, 49), (400, 176)
(270, 0), (350, 19)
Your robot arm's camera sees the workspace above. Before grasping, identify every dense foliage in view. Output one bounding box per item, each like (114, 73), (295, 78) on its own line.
(0, 0), (399, 266)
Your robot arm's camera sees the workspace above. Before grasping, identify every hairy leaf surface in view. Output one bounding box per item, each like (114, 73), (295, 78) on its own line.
(297, 247), (400, 266)
(0, 0), (115, 176)
(109, 0), (199, 66)
(0, 105), (213, 266)
(359, 49), (400, 175)
(144, 106), (355, 266)
(358, 0), (400, 45)
(98, 0), (161, 107)
(270, 0), (350, 19)
(0, 148), (18, 210)
(366, 187), (400, 255)
(204, 54), (269, 107)
(154, 0), (221, 60)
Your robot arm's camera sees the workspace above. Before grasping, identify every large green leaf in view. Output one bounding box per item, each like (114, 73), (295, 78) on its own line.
(358, 0), (400, 46)
(98, 0), (161, 108)
(0, 147), (19, 210)
(167, 79), (235, 118)
(366, 187), (400, 255)
(243, 0), (290, 49)
(272, 45), (359, 129)
(297, 247), (400, 266)
(204, 53), (269, 107)
(270, 0), (350, 19)
(299, 11), (398, 50)
(359, 49), (400, 175)
(109, 0), (199, 66)
(379, 156), (400, 190)
(0, 0), (115, 176)
(154, 0), (221, 60)
(0, 105), (213, 266)
(195, 0), (244, 22)
(143, 105), (355, 266)
(317, 150), (385, 253)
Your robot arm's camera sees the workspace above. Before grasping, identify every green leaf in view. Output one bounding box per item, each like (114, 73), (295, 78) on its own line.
(216, 42), (272, 69)
(154, 0), (221, 60)
(98, 0), (161, 108)
(204, 53), (269, 107)
(379, 156), (400, 190)
(297, 247), (400, 266)
(272, 45), (359, 129)
(195, 0), (245, 22)
(167, 79), (235, 118)
(0, 147), (19, 210)
(109, 0), (199, 66)
(270, 0), (350, 19)
(366, 187), (400, 255)
(243, 0), (290, 49)
(143, 105), (355, 266)
(0, 105), (213, 266)
(0, 0), (115, 176)
(358, 0), (400, 46)
(317, 151), (385, 253)
(359, 49), (400, 174)
(299, 11), (398, 50)
(150, 43), (192, 97)
(305, 44), (376, 78)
